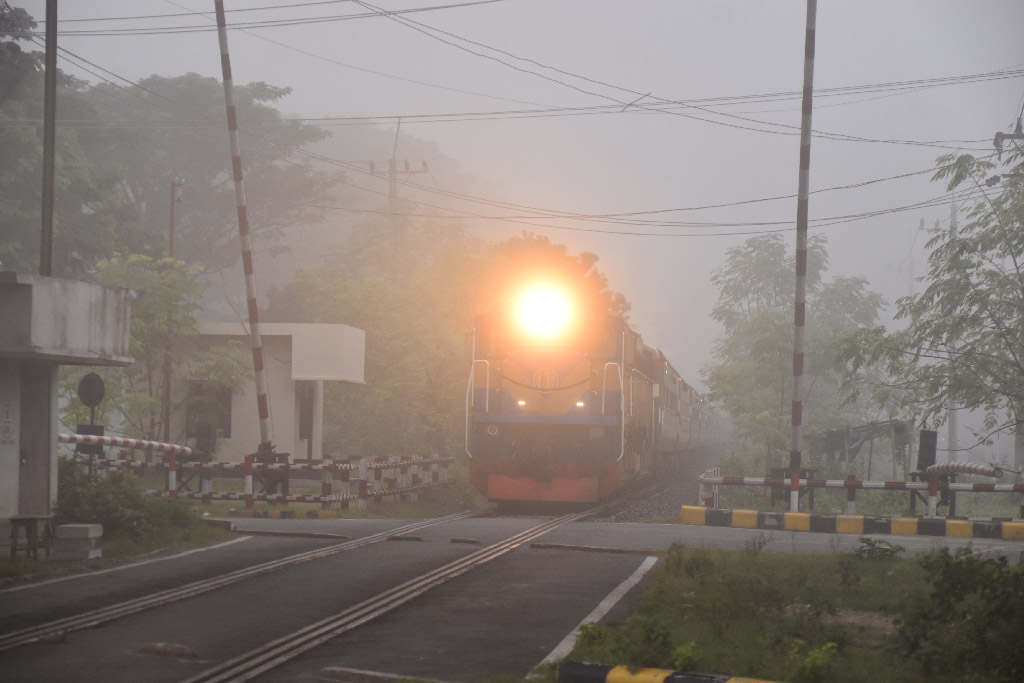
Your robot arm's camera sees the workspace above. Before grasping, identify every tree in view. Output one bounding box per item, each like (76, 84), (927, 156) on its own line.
(839, 145), (1024, 456)
(61, 254), (248, 445)
(704, 233), (885, 471)
(0, 6), (136, 277)
(79, 73), (337, 270)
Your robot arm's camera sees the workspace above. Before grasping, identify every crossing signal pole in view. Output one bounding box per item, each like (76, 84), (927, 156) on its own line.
(368, 120), (429, 230)
(369, 158), (429, 230)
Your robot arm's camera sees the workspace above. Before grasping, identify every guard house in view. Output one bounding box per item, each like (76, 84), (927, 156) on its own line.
(192, 322), (365, 462)
(0, 273), (132, 519)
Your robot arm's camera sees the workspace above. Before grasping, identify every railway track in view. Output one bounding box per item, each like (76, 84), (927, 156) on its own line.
(0, 511), (476, 653)
(181, 509), (596, 682)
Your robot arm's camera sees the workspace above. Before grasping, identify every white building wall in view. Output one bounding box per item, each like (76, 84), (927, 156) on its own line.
(196, 323), (365, 463)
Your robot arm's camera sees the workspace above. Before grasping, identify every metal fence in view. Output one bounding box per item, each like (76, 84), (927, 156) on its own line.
(699, 461), (1024, 519)
(58, 433), (455, 511)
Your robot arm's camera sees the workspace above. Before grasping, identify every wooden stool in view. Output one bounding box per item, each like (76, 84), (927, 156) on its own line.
(9, 516), (54, 560)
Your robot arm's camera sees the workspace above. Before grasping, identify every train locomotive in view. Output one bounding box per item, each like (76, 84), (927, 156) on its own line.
(465, 283), (711, 504)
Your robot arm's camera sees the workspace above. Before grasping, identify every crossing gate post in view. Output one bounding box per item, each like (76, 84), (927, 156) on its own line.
(244, 454), (254, 510)
(201, 455), (212, 504)
(375, 458), (386, 504)
(321, 458), (333, 511)
(400, 456), (410, 502)
(358, 458), (368, 510)
(341, 459), (351, 510)
(411, 460), (421, 502)
(927, 474), (939, 517)
(168, 453), (177, 499)
(846, 474), (857, 514)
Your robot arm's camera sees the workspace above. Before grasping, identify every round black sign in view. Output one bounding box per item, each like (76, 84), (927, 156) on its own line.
(77, 372), (105, 408)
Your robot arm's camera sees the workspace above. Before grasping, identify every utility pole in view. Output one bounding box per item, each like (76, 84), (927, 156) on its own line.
(946, 201), (958, 464)
(39, 0), (57, 276)
(161, 179), (182, 444)
(787, 0), (818, 512)
(168, 180), (182, 258)
(368, 121), (428, 231)
(993, 117), (1023, 160)
(368, 159), (428, 234)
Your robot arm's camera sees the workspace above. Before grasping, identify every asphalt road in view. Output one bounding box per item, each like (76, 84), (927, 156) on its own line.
(0, 515), (1020, 682)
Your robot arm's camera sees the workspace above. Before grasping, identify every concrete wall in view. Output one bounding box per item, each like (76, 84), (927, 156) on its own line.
(0, 273), (131, 519)
(0, 272), (132, 365)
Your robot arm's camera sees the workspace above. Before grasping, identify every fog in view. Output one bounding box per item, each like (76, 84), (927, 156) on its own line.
(24, 0), (1024, 392)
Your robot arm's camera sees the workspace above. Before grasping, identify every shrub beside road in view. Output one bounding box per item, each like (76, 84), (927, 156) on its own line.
(569, 540), (1024, 683)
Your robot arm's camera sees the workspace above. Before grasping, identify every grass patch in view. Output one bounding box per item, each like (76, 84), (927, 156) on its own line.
(569, 541), (939, 683)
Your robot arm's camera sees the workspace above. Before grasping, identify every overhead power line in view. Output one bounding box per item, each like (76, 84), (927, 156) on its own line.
(30, 0), (508, 36)
(20, 18), (994, 242)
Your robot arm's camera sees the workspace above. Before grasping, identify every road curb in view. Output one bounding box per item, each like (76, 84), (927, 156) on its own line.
(681, 506), (1024, 540)
(557, 660), (777, 682)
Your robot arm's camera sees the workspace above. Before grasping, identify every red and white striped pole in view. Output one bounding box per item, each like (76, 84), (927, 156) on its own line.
(214, 0), (274, 454)
(788, 0), (817, 513)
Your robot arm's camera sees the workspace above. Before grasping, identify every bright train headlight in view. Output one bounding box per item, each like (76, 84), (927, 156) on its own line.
(514, 284), (574, 341)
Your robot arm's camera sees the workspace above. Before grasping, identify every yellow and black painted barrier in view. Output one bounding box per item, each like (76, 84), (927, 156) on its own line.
(251, 509), (335, 519)
(557, 661), (777, 683)
(680, 506), (1024, 541)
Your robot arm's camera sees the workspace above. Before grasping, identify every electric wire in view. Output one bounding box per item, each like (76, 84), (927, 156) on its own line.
(7, 8), (997, 240)
(348, 0), (1013, 151)
(28, 0), (509, 36)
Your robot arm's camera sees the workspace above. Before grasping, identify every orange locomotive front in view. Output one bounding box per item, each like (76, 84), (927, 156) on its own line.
(465, 283), (699, 503)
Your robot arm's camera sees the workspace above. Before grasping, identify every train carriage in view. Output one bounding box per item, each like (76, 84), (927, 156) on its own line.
(465, 283), (710, 503)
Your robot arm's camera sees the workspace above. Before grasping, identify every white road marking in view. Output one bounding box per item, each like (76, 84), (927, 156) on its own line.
(537, 555), (659, 666)
(0, 535), (253, 593)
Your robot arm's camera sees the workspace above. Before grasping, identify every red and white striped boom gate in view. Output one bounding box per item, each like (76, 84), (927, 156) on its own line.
(59, 432), (193, 456)
(59, 434), (454, 511)
(700, 463), (1023, 519)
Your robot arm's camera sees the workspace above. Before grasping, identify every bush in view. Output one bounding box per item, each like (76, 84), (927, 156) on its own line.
(894, 547), (1024, 682)
(788, 641), (838, 683)
(55, 458), (200, 539)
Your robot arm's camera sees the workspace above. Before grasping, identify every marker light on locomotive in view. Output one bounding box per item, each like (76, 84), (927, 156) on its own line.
(513, 284), (575, 342)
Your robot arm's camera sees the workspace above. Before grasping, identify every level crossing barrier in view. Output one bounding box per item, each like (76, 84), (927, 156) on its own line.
(59, 433), (455, 511)
(699, 466), (1024, 519)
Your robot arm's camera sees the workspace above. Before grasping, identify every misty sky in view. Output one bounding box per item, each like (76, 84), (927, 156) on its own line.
(20, 0), (1024, 394)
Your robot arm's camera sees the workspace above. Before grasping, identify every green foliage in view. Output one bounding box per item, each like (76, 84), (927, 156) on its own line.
(787, 641), (839, 683)
(838, 147), (1024, 441)
(572, 544), (938, 682)
(671, 641), (701, 671)
(853, 537), (905, 560)
(59, 254), (248, 443)
(710, 233), (829, 333)
(55, 457), (198, 539)
(1, 9), (333, 276)
(704, 233), (888, 470)
(81, 73), (335, 270)
(268, 215), (483, 457)
(0, 6), (135, 276)
(894, 547), (1024, 682)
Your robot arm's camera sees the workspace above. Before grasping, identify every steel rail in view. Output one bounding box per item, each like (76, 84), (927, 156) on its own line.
(0, 511), (475, 653)
(182, 510), (597, 682)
